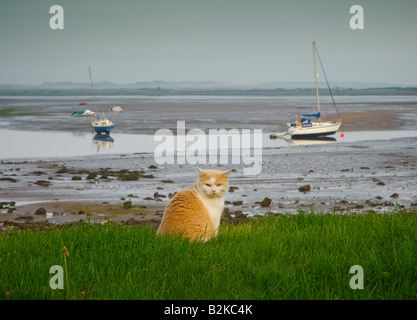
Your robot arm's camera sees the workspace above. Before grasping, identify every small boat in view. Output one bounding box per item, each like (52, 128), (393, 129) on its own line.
(88, 67), (114, 134)
(274, 42), (342, 139)
(287, 118), (341, 138)
(72, 109), (96, 116)
(109, 106), (123, 113)
(78, 102), (87, 105)
(91, 114), (114, 133)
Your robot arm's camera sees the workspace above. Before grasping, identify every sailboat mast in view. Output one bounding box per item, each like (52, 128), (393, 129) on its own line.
(88, 67), (97, 111)
(312, 42), (320, 118)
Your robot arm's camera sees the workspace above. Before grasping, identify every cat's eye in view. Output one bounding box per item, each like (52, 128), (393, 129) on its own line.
(205, 183), (211, 187)
(217, 183), (222, 187)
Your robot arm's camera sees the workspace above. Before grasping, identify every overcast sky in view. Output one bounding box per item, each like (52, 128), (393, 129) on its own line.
(1, 0), (416, 85)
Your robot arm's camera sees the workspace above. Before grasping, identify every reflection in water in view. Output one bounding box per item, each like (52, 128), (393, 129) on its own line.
(2, 129), (417, 159)
(269, 135), (337, 146)
(289, 136), (337, 146)
(93, 133), (114, 153)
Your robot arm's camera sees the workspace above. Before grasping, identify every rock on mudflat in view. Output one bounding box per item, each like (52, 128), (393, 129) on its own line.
(34, 180), (51, 187)
(229, 186), (239, 193)
(16, 215), (34, 221)
(56, 165), (69, 174)
(123, 201), (132, 209)
(260, 197), (272, 207)
(298, 185), (311, 192)
(34, 207), (47, 215)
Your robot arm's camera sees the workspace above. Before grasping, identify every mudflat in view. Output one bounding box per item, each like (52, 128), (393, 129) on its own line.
(1, 95), (417, 229)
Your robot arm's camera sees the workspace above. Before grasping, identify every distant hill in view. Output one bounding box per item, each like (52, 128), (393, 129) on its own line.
(0, 80), (413, 90)
(1, 80), (417, 96)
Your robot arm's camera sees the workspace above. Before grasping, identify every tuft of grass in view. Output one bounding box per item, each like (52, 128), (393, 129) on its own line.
(1, 210), (417, 300)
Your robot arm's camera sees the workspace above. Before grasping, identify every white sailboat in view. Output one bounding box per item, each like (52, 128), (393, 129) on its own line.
(109, 106), (123, 113)
(272, 42), (341, 139)
(72, 109), (96, 116)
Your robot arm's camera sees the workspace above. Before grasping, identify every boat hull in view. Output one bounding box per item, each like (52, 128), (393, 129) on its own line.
(288, 121), (341, 138)
(92, 117), (114, 133)
(72, 109), (95, 116)
(93, 125), (114, 133)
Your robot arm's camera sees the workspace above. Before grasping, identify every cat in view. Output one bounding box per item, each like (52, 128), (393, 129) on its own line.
(157, 168), (231, 241)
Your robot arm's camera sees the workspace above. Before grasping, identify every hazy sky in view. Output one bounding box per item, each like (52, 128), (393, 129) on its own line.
(1, 0), (416, 85)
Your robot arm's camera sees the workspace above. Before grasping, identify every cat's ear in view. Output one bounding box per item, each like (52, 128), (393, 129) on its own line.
(197, 167), (205, 177)
(223, 170), (231, 178)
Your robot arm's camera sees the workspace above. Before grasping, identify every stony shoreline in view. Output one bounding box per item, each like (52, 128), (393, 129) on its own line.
(1, 133), (417, 230)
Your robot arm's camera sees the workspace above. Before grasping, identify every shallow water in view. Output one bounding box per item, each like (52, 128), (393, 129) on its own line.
(1, 128), (417, 160)
(2, 95), (417, 135)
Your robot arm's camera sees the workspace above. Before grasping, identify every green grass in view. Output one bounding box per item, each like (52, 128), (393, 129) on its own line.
(1, 210), (417, 300)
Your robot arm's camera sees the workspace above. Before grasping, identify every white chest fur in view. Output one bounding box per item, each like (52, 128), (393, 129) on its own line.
(196, 193), (224, 233)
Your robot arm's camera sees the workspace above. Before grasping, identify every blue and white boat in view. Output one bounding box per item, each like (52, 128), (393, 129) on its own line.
(287, 42), (341, 138)
(272, 42), (342, 139)
(287, 115), (341, 138)
(109, 106), (123, 113)
(91, 114), (114, 133)
(88, 67), (115, 134)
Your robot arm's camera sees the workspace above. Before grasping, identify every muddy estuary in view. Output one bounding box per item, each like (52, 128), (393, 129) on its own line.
(1, 95), (417, 229)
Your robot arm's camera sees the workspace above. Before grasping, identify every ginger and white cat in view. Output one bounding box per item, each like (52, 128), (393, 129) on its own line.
(157, 168), (231, 241)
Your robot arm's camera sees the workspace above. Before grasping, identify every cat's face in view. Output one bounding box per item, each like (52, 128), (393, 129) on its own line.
(197, 168), (231, 198)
